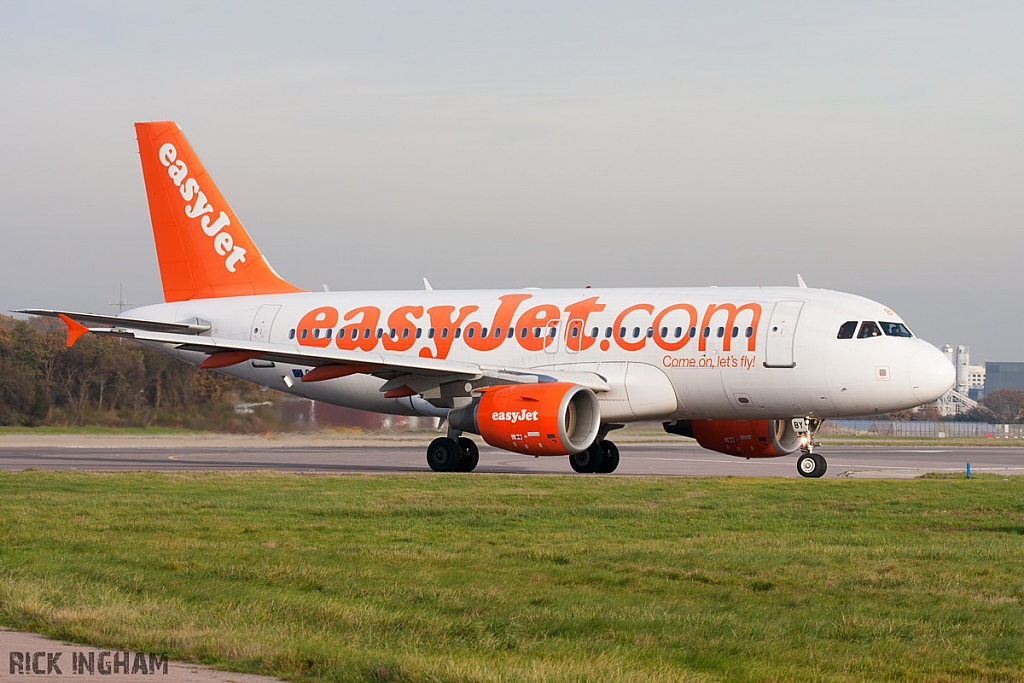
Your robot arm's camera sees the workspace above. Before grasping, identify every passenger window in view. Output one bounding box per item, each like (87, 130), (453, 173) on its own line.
(402, 328), (409, 339)
(716, 327), (724, 338)
(632, 327), (641, 338)
(455, 328), (461, 338)
(689, 327), (697, 338)
(660, 327), (668, 338)
(619, 327), (626, 338)
(441, 328), (449, 339)
(605, 327), (613, 338)
(837, 321), (857, 339)
(549, 327), (557, 338)
(428, 328), (435, 339)
(533, 327), (541, 338)
(494, 327), (503, 338)
(674, 327), (682, 338)
(507, 328), (515, 339)
(646, 328), (654, 338)
(481, 327), (488, 337)
(364, 328), (371, 339)
(731, 327), (738, 338)
(745, 327), (753, 338)
(301, 329), (308, 340)
(376, 328), (383, 339)
(520, 327), (527, 338)
(857, 321), (882, 338)
(466, 328), (475, 339)
(416, 328), (422, 339)
(390, 328), (397, 338)
(880, 322), (913, 337)
(591, 327), (599, 338)
(289, 329), (295, 340)
(571, 327), (579, 338)
(702, 327), (710, 338)
(313, 329), (320, 339)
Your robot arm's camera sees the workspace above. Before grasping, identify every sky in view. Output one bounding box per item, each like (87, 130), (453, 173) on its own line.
(1, 1), (1021, 361)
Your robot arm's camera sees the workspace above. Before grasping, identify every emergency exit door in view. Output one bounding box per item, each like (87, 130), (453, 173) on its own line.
(251, 305), (281, 343)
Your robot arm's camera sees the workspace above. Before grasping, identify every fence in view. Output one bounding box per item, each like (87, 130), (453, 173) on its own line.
(821, 420), (1024, 439)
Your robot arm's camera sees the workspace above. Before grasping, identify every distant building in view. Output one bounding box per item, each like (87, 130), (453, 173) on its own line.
(937, 344), (983, 414)
(984, 362), (1024, 395)
(941, 344), (984, 396)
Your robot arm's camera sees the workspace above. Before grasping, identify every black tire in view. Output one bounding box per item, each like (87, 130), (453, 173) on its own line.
(812, 453), (827, 477)
(427, 437), (462, 472)
(456, 437), (479, 472)
(569, 443), (604, 473)
(797, 453), (826, 478)
(596, 441), (620, 473)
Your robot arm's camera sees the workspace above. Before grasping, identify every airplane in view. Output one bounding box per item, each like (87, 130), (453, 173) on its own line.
(20, 121), (956, 477)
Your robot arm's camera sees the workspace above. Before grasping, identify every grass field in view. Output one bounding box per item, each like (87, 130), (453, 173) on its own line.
(1, 472), (1022, 682)
(0, 425), (203, 435)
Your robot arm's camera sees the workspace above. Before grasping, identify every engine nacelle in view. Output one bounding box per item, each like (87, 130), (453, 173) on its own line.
(664, 419), (804, 458)
(449, 382), (601, 456)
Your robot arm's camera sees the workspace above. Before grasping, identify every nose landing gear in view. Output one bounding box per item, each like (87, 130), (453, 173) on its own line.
(795, 418), (826, 478)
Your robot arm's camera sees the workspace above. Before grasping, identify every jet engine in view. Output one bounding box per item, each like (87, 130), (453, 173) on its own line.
(448, 382), (601, 456)
(664, 419), (804, 458)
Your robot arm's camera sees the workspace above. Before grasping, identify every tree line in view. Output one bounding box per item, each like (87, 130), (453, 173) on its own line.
(0, 315), (279, 429)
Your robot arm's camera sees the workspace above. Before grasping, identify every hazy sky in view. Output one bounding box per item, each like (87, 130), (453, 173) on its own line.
(1, 2), (1021, 361)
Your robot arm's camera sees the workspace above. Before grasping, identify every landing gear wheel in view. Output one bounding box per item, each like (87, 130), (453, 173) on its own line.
(596, 441), (619, 473)
(456, 437), (479, 472)
(427, 437), (462, 472)
(797, 453), (827, 478)
(569, 444), (604, 473)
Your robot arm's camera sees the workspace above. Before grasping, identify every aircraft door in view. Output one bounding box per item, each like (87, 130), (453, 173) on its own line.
(565, 319), (585, 354)
(544, 321), (561, 354)
(764, 301), (803, 368)
(251, 304), (281, 343)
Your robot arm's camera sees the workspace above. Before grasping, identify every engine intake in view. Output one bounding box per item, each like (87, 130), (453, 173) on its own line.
(664, 419), (803, 458)
(449, 382), (601, 456)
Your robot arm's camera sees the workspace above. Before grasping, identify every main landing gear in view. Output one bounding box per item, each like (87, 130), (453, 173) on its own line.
(569, 440), (620, 474)
(426, 436), (479, 472)
(425, 435), (620, 474)
(795, 418), (826, 478)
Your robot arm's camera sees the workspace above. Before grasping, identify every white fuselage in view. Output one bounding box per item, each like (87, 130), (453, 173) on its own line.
(123, 286), (955, 423)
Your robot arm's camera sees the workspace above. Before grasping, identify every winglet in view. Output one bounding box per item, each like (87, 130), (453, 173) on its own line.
(58, 314), (90, 347)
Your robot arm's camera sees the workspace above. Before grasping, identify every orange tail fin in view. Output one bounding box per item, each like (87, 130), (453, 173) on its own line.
(135, 121), (305, 302)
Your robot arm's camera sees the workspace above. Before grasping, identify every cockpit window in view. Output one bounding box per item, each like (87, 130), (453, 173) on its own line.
(857, 321), (882, 338)
(879, 321), (913, 337)
(837, 321), (858, 339)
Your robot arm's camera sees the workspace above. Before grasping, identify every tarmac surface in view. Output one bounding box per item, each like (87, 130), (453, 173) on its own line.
(0, 435), (1021, 478)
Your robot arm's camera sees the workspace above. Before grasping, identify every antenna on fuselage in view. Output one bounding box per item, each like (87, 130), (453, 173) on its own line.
(796, 274), (808, 288)
(423, 278), (433, 291)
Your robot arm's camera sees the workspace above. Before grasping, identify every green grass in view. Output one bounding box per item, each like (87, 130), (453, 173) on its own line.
(1, 472), (1022, 682)
(818, 435), (1024, 447)
(0, 425), (203, 435)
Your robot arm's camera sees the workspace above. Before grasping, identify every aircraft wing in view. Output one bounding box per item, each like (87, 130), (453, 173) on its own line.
(16, 309), (211, 335)
(58, 320), (611, 396)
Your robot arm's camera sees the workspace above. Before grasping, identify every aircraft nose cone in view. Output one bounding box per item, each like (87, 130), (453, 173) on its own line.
(910, 345), (955, 403)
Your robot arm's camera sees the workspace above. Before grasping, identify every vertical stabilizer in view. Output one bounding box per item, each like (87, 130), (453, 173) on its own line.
(135, 121), (305, 301)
